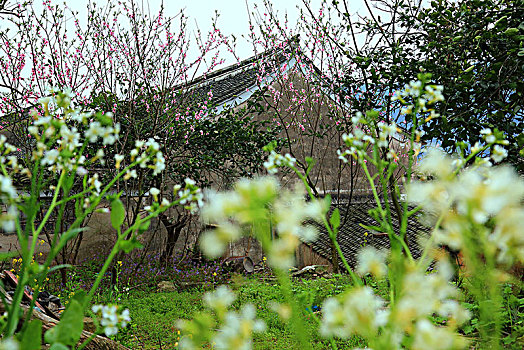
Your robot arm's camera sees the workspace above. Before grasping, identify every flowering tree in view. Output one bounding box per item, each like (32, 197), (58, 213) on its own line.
(245, 0), (419, 269)
(0, 0), (281, 264)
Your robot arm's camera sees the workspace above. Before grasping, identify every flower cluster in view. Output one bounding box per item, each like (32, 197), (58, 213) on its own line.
(200, 177), (324, 269)
(321, 253), (469, 348)
(175, 178), (204, 213)
(178, 286), (265, 350)
(478, 128), (509, 163)
(393, 259), (470, 332)
(0, 135), (20, 232)
(263, 150), (296, 174)
(392, 78), (444, 120)
(0, 174), (18, 232)
(408, 149), (524, 264)
(320, 286), (388, 339)
(212, 305), (266, 349)
(338, 124), (401, 163)
(130, 138), (166, 176)
(28, 93), (119, 175)
(91, 304), (131, 337)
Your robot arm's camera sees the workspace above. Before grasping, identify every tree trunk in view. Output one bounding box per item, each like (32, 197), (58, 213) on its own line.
(159, 213), (189, 262)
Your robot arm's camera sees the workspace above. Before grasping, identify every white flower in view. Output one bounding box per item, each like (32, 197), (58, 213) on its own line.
(356, 246), (388, 278)
(0, 337), (19, 350)
(130, 149), (139, 159)
(417, 148), (454, 180)
(88, 174), (102, 194)
(59, 125), (81, 151)
(149, 187), (160, 201)
(203, 285), (236, 311)
(480, 128), (492, 135)
(394, 259), (469, 331)
(213, 304), (266, 350)
(33, 116), (52, 127)
(114, 154), (124, 169)
(85, 122), (102, 143)
(454, 166), (524, 223)
(38, 96), (52, 106)
(76, 167), (88, 176)
(351, 111), (365, 124)
(28, 126), (39, 136)
(0, 175), (17, 199)
(0, 205), (17, 232)
(92, 304), (130, 337)
(145, 138), (160, 152)
(124, 169), (137, 180)
(152, 152), (165, 175)
(101, 126), (117, 145)
(42, 149), (60, 166)
(491, 145), (507, 163)
(423, 84), (445, 103)
(408, 80), (422, 97)
(263, 151), (296, 174)
(200, 222), (242, 258)
(412, 319), (466, 350)
(320, 286), (387, 339)
(95, 149), (105, 162)
(490, 207), (524, 264)
(268, 234), (300, 269)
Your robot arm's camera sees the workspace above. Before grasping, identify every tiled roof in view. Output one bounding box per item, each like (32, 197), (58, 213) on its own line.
(178, 48), (290, 108)
(307, 201), (430, 268)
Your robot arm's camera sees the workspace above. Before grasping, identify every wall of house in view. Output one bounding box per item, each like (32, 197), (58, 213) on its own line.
(295, 243), (332, 271)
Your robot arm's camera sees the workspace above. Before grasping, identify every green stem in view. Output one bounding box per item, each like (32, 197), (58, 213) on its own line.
(6, 170), (66, 336)
(86, 204), (174, 301)
(417, 211), (445, 269)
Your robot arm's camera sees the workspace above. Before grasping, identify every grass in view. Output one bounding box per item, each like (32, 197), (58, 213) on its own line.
(35, 252), (521, 350)
(91, 274), (367, 349)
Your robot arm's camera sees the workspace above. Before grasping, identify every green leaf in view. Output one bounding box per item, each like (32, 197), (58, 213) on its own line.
(517, 133), (524, 147)
(0, 251), (19, 261)
(44, 325), (57, 344)
(263, 140), (277, 152)
(504, 28), (519, 36)
(20, 320), (42, 350)
(96, 112), (113, 126)
(49, 343), (69, 350)
(305, 157), (316, 175)
(110, 198), (125, 230)
(138, 220), (150, 235)
(329, 208), (341, 234)
(45, 291), (86, 346)
(323, 194), (332, 210)
(119, 236), (143, 253)
(55, 228), (86, 252)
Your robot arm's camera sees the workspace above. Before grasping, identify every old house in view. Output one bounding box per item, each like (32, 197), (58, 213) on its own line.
(171, 41), (426, 268)
(0, 39), (425, 270)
